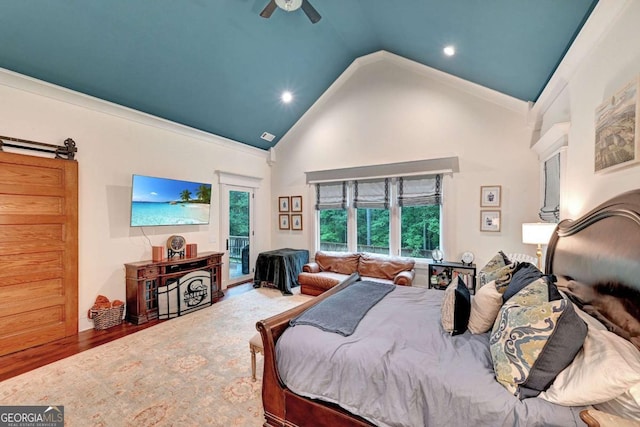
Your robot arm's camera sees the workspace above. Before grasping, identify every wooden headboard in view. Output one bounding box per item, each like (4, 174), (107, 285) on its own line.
(547, 189), (640, 350)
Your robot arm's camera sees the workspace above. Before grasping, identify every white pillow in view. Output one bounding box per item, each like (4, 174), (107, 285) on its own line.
(467, 280), (503, 334)
(595, 383), (640, 421)
(539, 304), (640, 406)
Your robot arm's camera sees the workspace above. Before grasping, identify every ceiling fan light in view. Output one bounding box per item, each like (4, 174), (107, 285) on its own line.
(275, 0), (302, 12)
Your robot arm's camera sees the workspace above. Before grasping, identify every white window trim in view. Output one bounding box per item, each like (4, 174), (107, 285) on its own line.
(314, 177), (447, 260)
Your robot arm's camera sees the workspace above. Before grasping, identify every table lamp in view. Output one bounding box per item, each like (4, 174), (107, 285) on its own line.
(522, 222), (557, 270)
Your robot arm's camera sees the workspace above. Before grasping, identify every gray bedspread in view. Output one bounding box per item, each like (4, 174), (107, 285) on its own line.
(290, 281), (395, 336)
(276, 286), (584, 427)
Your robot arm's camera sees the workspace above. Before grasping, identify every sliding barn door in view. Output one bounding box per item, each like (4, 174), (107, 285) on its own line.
(0, 151), (78, 356)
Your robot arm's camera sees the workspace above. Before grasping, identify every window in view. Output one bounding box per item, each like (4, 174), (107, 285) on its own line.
(315, 175), (442, 259)
(540, 152), (560, 222)
(354, 179), (390, 254)
(319, 209), (348, 251)
(398, 175), (441, 258)
(357, 208), (390, 254)
(401, 205), (440, 258)
(316, 182), (348, 251)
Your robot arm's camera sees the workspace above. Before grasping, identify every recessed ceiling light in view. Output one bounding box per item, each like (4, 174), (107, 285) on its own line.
(443, 45), (455, 56)
(281, 91), (293, 103)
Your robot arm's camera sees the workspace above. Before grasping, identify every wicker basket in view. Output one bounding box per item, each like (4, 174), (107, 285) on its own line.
(89, 304), (125, 330)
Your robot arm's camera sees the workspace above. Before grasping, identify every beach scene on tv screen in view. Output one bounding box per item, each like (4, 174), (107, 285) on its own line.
(131, 175), (211, 226)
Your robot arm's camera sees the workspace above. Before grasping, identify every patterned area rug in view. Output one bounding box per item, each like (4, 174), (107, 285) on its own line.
(0, 287), (312, 426)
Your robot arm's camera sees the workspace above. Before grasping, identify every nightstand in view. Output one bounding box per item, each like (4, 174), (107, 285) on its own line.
(428, 261), (476, 294)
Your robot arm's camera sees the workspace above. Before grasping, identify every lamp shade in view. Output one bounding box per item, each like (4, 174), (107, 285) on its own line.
(522, 222), (556, 245)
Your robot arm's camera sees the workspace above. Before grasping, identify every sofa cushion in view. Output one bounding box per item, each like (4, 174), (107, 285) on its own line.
(298, 271), (345, 290)
(358, 252), (415, 280)
(315, 251), (360, 275)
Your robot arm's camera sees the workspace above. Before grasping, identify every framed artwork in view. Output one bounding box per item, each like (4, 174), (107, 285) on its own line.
(480, 185), (501, 207)
(595, 75), (640, 173)
(278, 196), (290, 212)
(480, 210), (501, 232)
(279, 214), (290, 230)
(291, 214), (303, 230)
(291, 196), (303, 212)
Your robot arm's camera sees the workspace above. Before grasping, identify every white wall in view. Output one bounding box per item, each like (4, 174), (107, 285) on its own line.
(538, 1), (640, 219)
(271, 53), (540, 283)
(0, 75), (271, 331)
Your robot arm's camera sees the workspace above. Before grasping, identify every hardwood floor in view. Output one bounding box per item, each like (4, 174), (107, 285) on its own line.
(0, 282), (254, 382)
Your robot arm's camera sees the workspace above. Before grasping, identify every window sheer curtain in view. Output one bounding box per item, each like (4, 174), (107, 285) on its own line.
(539, 153), (560, 222)
(398, 174), (442, 206)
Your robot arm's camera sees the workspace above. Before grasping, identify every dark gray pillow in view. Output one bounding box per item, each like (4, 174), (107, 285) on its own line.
(502, 262), (544, 302)
(441, 276), (471, 335)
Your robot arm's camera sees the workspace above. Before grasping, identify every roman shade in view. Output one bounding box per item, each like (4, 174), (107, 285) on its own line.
(315, 181), (347, 210)
(353, 179), (389, 209)
(398, 174), (442, 207)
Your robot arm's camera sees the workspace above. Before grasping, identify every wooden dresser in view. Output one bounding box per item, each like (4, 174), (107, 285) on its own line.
(125, 251), (224, 324)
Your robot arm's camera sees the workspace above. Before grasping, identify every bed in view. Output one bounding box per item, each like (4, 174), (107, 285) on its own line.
(256, 189), (640, 427)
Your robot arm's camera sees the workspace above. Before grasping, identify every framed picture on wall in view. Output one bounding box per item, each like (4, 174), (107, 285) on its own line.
(279, 214), (290, 230)
(278, 196), (290, 212)
(595, 75), (640, 173)
(291, 196), (303, 212)
(480, 210), (501, 232)
(291, 214), (303, 230)
(480, 185), (501, 207)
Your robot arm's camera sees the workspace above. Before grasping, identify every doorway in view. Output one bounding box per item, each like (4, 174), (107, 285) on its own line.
(220, 185), (254, 288)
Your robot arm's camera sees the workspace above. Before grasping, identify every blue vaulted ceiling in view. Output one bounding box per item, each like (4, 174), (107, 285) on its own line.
(0, 1), (598, 150)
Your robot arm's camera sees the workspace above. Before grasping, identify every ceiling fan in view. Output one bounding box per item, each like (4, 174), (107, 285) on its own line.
(260, 0), (321, 24)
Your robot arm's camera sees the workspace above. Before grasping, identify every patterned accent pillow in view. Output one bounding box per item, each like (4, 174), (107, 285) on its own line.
(492, 262), (521, 294)
(490, 279), (588, 399)
(441, 276), (471, 336)
(502, 262), (545, 302)
(478, 251), (511, 287)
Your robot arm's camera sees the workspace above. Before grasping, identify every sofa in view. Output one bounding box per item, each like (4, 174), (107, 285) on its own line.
(298, 251), (415, 296)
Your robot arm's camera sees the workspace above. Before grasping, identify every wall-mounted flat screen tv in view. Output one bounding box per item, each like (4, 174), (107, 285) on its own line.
(130, 174), (212, 227)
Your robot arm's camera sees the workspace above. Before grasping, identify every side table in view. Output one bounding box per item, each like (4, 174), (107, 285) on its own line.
(428, 261), (476, 294)
(253, 248), (309, 294)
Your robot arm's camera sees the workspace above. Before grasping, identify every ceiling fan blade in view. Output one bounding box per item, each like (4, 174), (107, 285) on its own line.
(260, 0), (278, 18)
(300, 0), (321, 23)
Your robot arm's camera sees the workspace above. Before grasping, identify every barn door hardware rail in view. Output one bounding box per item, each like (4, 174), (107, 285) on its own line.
(0, 135), (77, 160)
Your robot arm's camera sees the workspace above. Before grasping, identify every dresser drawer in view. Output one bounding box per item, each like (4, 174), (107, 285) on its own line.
(138, 266), (159, 279)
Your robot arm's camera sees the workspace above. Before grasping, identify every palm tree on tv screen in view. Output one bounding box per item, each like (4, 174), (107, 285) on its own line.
(196, 184), (211, 203)
(180, 189), (192, 202)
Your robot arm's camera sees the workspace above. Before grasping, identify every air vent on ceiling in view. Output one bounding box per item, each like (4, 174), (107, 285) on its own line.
(261, 132), (276, 142)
